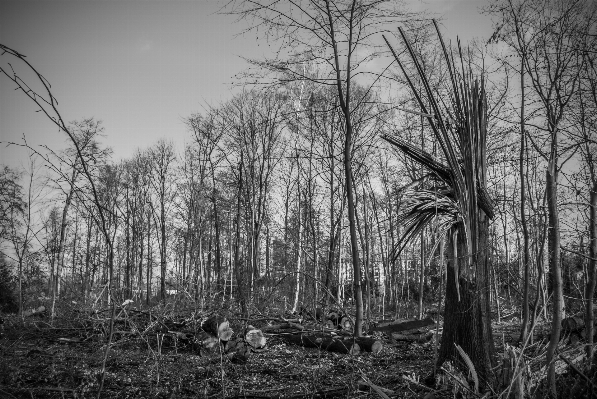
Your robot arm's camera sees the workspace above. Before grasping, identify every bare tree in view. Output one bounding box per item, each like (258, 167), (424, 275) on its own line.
(574, 12), (597, 364)
(488, 0), (594, 392)
(147, 139), (177, 302)
(0, 45), (118, 310)
(52, 118), (107, 305)
(227, 0), (416, 336)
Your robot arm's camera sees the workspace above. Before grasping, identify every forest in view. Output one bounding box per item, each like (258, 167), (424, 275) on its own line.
(1, 0), (596, 398)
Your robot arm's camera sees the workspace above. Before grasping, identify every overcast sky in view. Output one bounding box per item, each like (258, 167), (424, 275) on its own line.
(0, 0), (493, 169)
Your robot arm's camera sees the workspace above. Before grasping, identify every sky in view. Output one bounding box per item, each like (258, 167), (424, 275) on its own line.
(0, 0), (494, 170)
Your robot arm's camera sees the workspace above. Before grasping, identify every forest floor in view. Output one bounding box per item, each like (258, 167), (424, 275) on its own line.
(0, 302), (572, 399)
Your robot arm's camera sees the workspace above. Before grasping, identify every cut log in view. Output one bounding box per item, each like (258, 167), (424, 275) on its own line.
(202, 315), (234, 341)
(327, 311), (344, 327)
(23, 306), (46, 317)
(261, 322), (304, 332)
(224, 337), (245, 353)
(578, 328), (597, 341)
(370, 317), (435, 334)
(316, 307), (323, 321)
(340, 317), (353, 331)
(321, 338), (360, 355)
(391, 331), (433, 343)
(562, 316), (585, 332)
(195, 331), (221, 352)
(225, 339), (252, 363)
(281, 333), (323, 349)
(352, 337), (383, 354)
(282, 333), (360, 355)
(299, 306), (324, 321)
(245, 328), (267, 349)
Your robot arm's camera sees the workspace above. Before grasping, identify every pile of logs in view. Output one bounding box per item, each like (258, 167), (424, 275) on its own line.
(199, 315), (267, 363)
(197, 311), (437, 360)
(259, 311), (438, 355)
(299, 306), (354, 331)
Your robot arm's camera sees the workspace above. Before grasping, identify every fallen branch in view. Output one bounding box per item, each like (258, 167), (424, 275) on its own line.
(391, 331), (433, 343)
(559, 353), (595, 390)
(370, 317), (436, 334)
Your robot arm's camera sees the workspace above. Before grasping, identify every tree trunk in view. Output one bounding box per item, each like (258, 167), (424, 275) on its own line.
(265, 224), (270, 279)
(519, 58), (532, 345)
(160, 182), (167, 301)
(213, 190), (222, 292)
(234, 155), (246, 315)
(146, 208), (151, 305)
(325, 128), (336, 305)
(585, 184), (597, 364)
(324, 0), (362, 337)
(344, 123), (363, 337)
(84, 214), (92, 299)
(71, 213), (78, 292)
(545, 152), (563, 396)
(438, 224), (494, 386)
(125, 193), (131, 298)
(419, 231), (425, 320)
(56, 168), (77, 298)
(292, 173), (302, 313)
(362, 188), (371, 322)
(137, 210), (144, 299)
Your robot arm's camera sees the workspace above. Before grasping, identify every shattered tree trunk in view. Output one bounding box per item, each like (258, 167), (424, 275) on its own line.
(438, 221), (494, 385)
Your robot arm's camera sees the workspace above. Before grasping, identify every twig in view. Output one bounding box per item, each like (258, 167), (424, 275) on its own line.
(97, 299), (116, 399)
(0, 387), (18, 398)
(401, 375), (437, 392)
(439, 367), (480, 397)
(359, 374), (393, 399)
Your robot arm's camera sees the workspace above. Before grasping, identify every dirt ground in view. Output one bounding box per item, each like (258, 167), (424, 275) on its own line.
(0, 304), (455, 399)
(0, 304), (572, 399)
